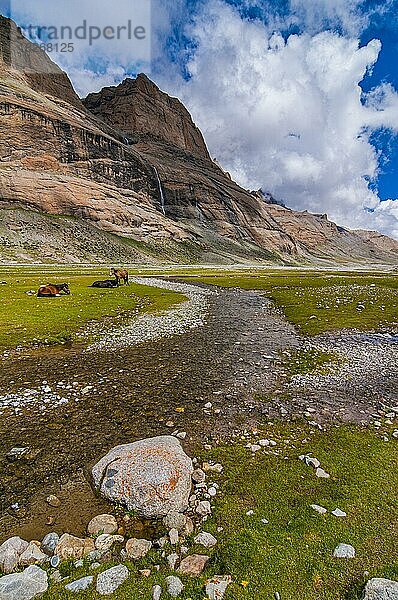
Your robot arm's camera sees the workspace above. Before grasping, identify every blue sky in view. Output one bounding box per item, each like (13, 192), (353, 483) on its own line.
(2, 0), (398, 236)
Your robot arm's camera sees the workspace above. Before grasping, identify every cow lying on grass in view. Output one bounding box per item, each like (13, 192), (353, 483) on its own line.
(37, 283), (71, 297)
(91, 280), (119, 289)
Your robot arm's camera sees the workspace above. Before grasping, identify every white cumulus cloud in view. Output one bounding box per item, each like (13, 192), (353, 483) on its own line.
(156, 0), (398, 238)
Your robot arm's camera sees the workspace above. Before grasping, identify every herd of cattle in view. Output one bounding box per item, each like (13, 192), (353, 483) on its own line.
(37, 268), (129, 298)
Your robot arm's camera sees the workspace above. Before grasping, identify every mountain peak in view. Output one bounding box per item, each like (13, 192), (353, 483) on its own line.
(83, 74), (211, 159)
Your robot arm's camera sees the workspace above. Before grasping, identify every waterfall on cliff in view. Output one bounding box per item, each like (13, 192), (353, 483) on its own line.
(154, 167), (166, 216)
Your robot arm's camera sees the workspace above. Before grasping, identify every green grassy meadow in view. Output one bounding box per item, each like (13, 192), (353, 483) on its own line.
(0, 267), (184, 349)
(42, 423), (398, 600)
(178, 270), (398, 335)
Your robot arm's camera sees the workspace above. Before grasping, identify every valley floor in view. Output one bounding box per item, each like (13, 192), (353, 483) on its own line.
(0, 266), (397, 599)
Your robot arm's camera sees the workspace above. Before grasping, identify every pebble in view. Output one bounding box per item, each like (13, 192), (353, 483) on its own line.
(167, 553), (179, 570)
(96, 564), (129, 595)
(196, 501), (212, 516)
(194, 532), (217, 548)
(165, 575), (184, 597)
(333, 543), (355, 558)
(315, 468), (330, 479)
(152, 584), (162, 600)
(65, 576), (93, 593)
(331, 508), (347, 517)
(311, 504), (327, 514)
(169, 529), (179, 545)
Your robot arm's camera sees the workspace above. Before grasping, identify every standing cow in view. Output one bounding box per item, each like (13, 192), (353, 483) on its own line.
(110, 268), (129, 286)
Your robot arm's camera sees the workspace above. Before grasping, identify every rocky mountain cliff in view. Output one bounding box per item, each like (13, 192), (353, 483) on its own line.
(0, 15), (397, 264)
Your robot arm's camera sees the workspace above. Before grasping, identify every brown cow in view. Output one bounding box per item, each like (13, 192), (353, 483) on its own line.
(37, 283), (71, 297)
(110, 268), (129, 286)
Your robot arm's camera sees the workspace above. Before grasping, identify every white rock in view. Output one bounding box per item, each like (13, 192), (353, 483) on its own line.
(192, 469), (206, 483)
(18, 544), (47, 567)
(333, 543), (355, 558)
(194, 532), (217, 548)
(125, 538), (152, 560)
(87, 514), (118, 536)
(65, 576), (93, 593)
(362, 578), (398, 599)
(95, 534), (124, 551)
(166, 576), (184, 597)
(96, 564), (129, 595)
(205, 575), (232, 600)
(152, 584), (162, 600)
(196, 501), (211, 516)
(311, 504), (327, 514)
(331, 508), (347, 517)
(169, 529), (179, 545)
(167, 553), (179, 570)
(208, 486), (217, 497)
(0, 537), (29, 574)
(92, 436), (193, 517)
(315, 468), (330, 479)
(0, 565), (48, 599)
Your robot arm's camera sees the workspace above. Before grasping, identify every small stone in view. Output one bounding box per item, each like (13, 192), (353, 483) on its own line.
(41, 533), (59, 555)
(65, 576), (93, 593)
(166, 575), (184, 597)
(315, 468), (330, 478)
(194, 532), (217, 548)
(205, 575), (232, 600)
(139, 569), (151, 577)
(96, 564), (129, 595)
(196, 501), (211, 516)
(261, 518), (269, 524)
(333, 543), (355, 558)
(74, 559), (83, 568)
(167, 553), (179, 569)
(208, 486), (217, 497)
(311, 504), (327, 514)
(90, 562), (101, 570)
(50, 556), (60, 568)
(0, 537), (29, 574)
(176, 432), (187, 440)
(88, 514), (118, 536)
(55, 534), (95, 560)
(246, 510), (254, 516)
(152, 584), (162, 600)
(46, 495), (61, 508)
(204, 402), (212, 409)
(163, 511), (187, 531)
(178, 554), (210, 576)
(192, 468), (206, 484)
(259, 439), (270, 447)
(19, 543), (47, 567)
(169, 529), (179, 545)
(125, 538), (152, 560)
(250, 445), (261, 452)
(306, 457), (320, 469)
(362, 578), (398, 599)
(95, 534), (124, 551)
(331, 508), (347, 517)
(0, 565), (48, 599)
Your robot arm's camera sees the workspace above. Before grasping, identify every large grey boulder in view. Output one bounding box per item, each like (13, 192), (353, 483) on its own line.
(92, 436), (193, 517)
(0, 538), (28, 574)
(0, 565), (48, 599)
(363, 578), (398, 599)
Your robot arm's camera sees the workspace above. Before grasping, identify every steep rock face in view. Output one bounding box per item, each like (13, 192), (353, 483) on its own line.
(0, 16), (397, 264)
(84, 75), (211, 160)
(0, 15), (82, 109)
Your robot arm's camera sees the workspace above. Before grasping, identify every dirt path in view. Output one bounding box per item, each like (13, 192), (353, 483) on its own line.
(0, 281), (299, 541)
